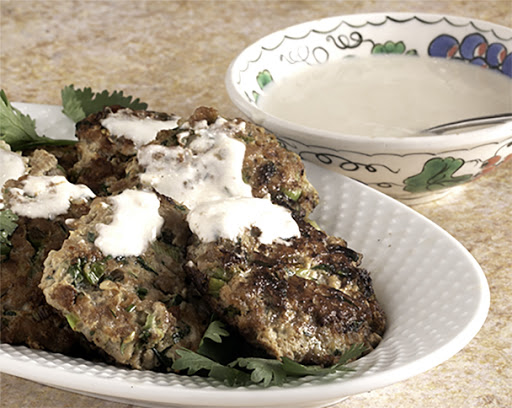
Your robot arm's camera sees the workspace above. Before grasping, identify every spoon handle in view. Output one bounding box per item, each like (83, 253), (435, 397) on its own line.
(423, 112), (512, 134)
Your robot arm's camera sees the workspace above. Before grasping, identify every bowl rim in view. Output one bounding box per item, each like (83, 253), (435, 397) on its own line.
(225, 11), (512, 150)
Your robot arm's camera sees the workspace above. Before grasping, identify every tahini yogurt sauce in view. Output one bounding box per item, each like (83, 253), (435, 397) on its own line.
(258, 55), (512, 138)
(95, 189), (164, 257)
(138, 118), (300, 243)
(101, 109), (180, 147)
(138, 119), (253, 206)
(188, 197), (299, 244)
(8, 175), (95, 219)
(0, 148), (27, 208)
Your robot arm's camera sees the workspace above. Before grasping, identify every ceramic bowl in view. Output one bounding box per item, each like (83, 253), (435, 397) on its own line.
(226, 12), (512, 204)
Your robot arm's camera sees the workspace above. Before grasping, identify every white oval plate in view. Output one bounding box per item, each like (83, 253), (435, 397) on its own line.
(0, 104), (490, 408)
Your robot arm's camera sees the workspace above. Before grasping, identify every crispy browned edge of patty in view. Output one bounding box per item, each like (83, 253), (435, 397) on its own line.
(185, 216), (386, 366)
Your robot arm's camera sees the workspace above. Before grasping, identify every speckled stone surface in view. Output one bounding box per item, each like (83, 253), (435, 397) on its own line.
(1, 1), (511, 407)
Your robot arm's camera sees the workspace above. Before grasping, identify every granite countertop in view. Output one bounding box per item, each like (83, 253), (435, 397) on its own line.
(1, 1), (511, 407)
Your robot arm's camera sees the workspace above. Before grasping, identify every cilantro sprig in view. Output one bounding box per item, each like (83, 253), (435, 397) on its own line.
(0, 86), (148, 151)
(61, 85), (148, 123)
(171, 320), (366, 387)
(0, 90), (76, 151)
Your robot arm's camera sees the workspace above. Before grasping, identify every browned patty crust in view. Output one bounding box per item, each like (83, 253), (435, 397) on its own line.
(70, 106), (180, 195)
(40, 192), (210, 370)
(1, 150), (95, 356)
(185, 217), (386, 366)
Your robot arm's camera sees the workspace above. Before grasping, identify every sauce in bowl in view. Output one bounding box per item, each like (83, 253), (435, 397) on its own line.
(258, 55), (512, 138)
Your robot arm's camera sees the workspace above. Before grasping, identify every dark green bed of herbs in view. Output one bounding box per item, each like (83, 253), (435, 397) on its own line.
(160, 319), (365, 387)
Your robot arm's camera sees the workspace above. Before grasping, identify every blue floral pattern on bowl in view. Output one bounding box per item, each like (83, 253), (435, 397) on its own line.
(429, 33), (511, 76)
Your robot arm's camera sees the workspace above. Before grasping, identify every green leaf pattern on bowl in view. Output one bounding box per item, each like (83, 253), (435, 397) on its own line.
(253, 70), (274, 102)
(257, 70), (274, 89)
(371, 41), (418, 55)
(403, 157), (473, 193)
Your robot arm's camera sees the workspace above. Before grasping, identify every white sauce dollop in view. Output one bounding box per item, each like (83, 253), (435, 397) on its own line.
(137, 122), (253, 206)
(188, 197), (300, 244)
(138, 118), (300, 244)
(94, 189), (164, 257)
(8, 176), (95, 219)
(0, 149), (27, 207)
(101, 110), (179, 147)
(259, 55), (512, 138)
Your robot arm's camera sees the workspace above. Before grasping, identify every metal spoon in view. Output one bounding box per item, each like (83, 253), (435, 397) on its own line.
(422, 112), (512, 134)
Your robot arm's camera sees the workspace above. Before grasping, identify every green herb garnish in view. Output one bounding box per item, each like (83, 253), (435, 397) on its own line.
(173, 348), (251, 386)
(1, 86), (149, 151)
(199, 320), (230, 347)
(61, 84), (148, 123)
(229, 357), (286, 387)
(171, 320), (365, 387)
(0, 90), (76, 151)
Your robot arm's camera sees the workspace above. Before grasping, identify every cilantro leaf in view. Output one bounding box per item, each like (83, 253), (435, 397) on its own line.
(0, 90), (75, 151)
(199, 320), (230, 346)
(61, 85), (148, 123)
(282, 343), (366, 377)
(196, 319), (248, 364)
(172, 348), (250, 386)
(60, 85), (85, 123)
(333, 343), (367, 366)
(171, 319), (366, 387)
(0, 209), (19, 261)
(230, 357), (286, 387)
(282, 357), (346, 376)
(0, 90), (37, 140)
